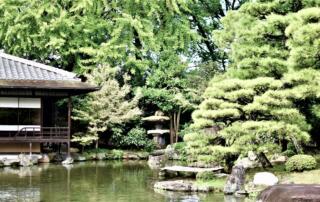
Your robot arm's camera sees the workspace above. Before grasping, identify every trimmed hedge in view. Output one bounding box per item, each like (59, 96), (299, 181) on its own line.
(285, 155), (317, 172)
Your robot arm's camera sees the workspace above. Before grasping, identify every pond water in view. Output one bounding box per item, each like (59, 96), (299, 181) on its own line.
(0, 161), (244, 202)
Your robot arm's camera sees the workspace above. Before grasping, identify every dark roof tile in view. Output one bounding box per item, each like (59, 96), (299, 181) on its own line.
(0, 52), (79, 81)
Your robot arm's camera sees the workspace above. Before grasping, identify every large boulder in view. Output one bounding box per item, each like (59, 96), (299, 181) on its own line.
(270, 154), (287, 165)
(165, 145), (179, 160)
(253, 172), (278, 186)
(236, 157), (260, 169)
(257, 184), (320, 202)
(248, 151), (257, 161)
(224, 165), (246, 195)
(148, 155), (167, 169)
(38, 154), (50, 163)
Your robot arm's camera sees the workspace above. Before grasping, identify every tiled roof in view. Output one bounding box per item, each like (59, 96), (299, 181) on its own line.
(0, 52), (79, 81)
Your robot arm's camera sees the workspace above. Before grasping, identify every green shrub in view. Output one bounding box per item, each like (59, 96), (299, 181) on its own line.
(106, 149), (124, 159)
(285, 155), (317, 172)
(196, 171), (216, 181)
(282, 150), (296, 157)
(282, 143), (297, 157)
(173, 142), (186, 152)
(144, 141), (156, 152)
(118, 127), (155, 151)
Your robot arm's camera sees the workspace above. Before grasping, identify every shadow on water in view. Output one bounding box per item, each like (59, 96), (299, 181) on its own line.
(0, 161), (245, 202)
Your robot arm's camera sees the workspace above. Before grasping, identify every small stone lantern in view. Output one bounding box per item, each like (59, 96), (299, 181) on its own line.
(142, 111), (170, 148)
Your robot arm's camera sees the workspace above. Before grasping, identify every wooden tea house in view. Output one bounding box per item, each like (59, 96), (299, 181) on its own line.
(0, 52), (98, 154)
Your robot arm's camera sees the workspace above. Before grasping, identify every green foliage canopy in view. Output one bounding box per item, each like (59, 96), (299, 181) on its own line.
(72, 67), (142, 147)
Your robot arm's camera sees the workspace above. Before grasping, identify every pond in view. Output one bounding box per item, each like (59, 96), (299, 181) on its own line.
(0, 161), (244, 202)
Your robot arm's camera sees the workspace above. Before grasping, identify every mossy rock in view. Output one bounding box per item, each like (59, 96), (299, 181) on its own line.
(83, 152), (97, 160)
(137, 152), (149, 159)
(96, 153), (106, 160)
(285, 155), (317, 172)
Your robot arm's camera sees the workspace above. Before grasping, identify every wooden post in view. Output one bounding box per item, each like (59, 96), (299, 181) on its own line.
(67, 96), (72, 157)
(40, 97), (43, 153)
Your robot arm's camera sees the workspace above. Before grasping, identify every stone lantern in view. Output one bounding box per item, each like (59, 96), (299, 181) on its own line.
(142, 111), (170, 148)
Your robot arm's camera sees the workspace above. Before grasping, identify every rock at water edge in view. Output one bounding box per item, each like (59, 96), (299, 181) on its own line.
(38, 154), (50, 163)
(148, 155), (166, 169)
(2, 158), (20, 167)
(258, 184), (320, 202)
(165, 145), (179, 160)
(19, 154), (34, 167)
(224, 165), (246, 194)
(154, 180), (214, 192)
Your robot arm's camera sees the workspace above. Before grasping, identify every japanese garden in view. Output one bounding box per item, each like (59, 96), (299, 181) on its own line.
(0, 0), (319, 201)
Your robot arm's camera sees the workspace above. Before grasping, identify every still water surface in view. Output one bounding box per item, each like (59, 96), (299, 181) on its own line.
(0, 161), (243, 202)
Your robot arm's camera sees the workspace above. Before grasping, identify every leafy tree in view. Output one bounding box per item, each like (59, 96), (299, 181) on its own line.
(0, 0), (247, 79)
(0, 0), (248, 149)
(72, 66), (142, 149)
(0, 0), (109, 72)
(141, 50), (198, 143)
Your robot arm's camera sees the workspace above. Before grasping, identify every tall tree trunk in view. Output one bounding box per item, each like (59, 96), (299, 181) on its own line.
(169, 115), (174, 144)
(95, 140), (99, 159)
(173, 112), (177, 143)
(257, 152), (273, 168)
(175, 108), (181, 143)
(95, 140), (99, 150)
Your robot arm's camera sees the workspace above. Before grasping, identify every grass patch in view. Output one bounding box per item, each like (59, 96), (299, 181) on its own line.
(195, 177), (226, 191)
(246, 164), (320, 184)
(280, 169), (320, 184)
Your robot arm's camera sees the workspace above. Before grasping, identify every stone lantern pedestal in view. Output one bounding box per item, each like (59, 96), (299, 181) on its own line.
(142, 111), (170, 148)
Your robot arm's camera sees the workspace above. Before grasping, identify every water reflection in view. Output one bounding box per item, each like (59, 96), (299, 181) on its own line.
(0, 188), (40, 202)
(0, 161), (245, 202)
(0, 167), (42, 201)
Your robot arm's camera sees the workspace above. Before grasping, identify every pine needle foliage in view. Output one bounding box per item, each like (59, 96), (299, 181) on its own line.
(185, 69), (320, 166)
(185, 0), (320, 167)
(214, 0), (320, 79)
